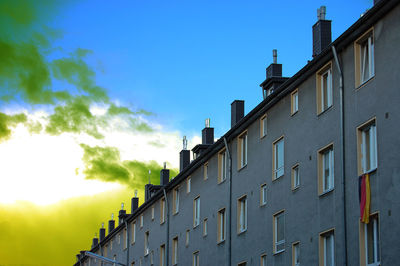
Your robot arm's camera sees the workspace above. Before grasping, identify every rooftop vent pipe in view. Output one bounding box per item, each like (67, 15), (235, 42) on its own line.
(160, 162), (170, 186)
(118, 203), (127, 225)
(131, 190), (139, 213)
(99, 223), (106, 242)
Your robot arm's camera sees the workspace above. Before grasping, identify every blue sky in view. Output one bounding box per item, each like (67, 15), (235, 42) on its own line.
(52, 0), (372, 138)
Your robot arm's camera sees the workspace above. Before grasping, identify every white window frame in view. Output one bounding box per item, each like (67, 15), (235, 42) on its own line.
(360, 34), (375, 84)
(323, 233), (334, 266)
(193, 251), (199, 266)
(186, 177), (191, 193)
(160, 244), (165, 266)
(292, 165), (300, 189)
(144, 231), (149, 256)
(322, 148), (334, 193)
(260, 254), (267, 266)
(193, 196), (200, 227)
(291, 89), (299, 115)
(274, 211), (285, 253)
(260, 184), (267, 206)
(239, 132), (248, 168)
(293, 242), (300, 266)
(173, 187), (179, 214)
(131, 221), (136, 244)
(218, 209), (226, 242)
(365, 216), (380, 266)
(219, 149), (227, 183)
(160, 197), (166, 224)
(203, 218), (208, 237)
(361, 124), (377, 174)
(238, 196), (247, 233)
(186, 230), (190, 246)
(321, 68), (332, 112)
(260, 115), (267, 138)
(172, 237), (178, 265)
(273, 137), (284, 179)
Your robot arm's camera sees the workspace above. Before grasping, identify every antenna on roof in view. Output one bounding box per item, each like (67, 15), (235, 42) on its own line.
(183, 136), (188, 150)
(205, 118), (210, 128)
(111, 213), (114, 220)
(317, 6), (326, 20)
(163, 162), (167, 169)
(273, 49), (277, 64)
(101, 222), (104, 228)
(121, 202), (124, 210)
(134, 189), (138, 197)
(95, 232), (97, 237)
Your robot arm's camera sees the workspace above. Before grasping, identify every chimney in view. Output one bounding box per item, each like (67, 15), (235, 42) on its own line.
(108, 214), (115, 233)
(266, 49), (282, 79)
(118, 203), (127, 225)
(131, 190), (139, 213)
(145, 184), (152, 201)
(231, 100), (244, 127)
(160, 162), (170, 186)
(99, 223), (106, 242)
(92, 237), (99, 248)
(312, 6), (331, 58)
(374, 0), (381, 5)
(202, 118), (214, 145)
(179, 136), (190, 172)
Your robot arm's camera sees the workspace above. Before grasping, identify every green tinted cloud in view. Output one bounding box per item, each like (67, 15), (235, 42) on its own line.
(0, 112), (27, 141)
(80, 144), (178, 187)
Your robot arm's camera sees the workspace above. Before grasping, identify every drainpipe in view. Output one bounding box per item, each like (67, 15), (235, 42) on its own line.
(124, 220), (129, 266)
(332, 45), (347, 266)
(163, 188), (170, 266)
(223, 137), (232, 266)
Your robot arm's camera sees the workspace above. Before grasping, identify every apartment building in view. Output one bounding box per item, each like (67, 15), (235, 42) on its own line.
(75, 0), (400, 265)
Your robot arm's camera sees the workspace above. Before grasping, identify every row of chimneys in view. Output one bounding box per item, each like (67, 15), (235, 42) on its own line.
(79, 4), (376, 261)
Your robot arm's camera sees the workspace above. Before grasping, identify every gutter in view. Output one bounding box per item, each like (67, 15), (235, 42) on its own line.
(163, 188), (170, 266)
(331, 45), (347, 266)
(223, 137), (232, 266)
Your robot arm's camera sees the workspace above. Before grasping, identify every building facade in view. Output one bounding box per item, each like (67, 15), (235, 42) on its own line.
(75, 1), (400, 265)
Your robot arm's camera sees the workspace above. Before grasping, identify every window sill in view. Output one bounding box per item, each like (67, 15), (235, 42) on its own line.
(319, 187), (334, 197)
(317, 105), (333, 117)
(218, 179), (226, 185)
(144, 253), (149, 257)
(160, 221), (165, 225)
(273, 249), (285, 256)
(193, 224), (199, 229)
(260, 202), (267, 207)
(260, 134), (267, 140)
(356, 75), (375, 90)
(237, 229), (247, 235)
(359, 167), (377, 176)
(173, 211), (179, 216)
(131, 242), (135, 246)
(272, 174), (284, 182)
(290, 110), (298, 116)
(291, 186), (300, 192)
(238, 164), (247, 172)
(217, 239), (225, 245)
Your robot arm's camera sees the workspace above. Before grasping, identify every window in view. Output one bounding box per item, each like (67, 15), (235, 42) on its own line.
(150, 250), (154, 265)
(144, 231), (149, 255)
(204, 162), (208, 180)
(193, 196), (200, 227)
(273, 211), (285, 253)
(237, 196), (247, 233)
(160, 197), (166, 224)
(316, 62), (333, 114)
(260, 254), (267, 266)
(160, 244), (165, 266)
(218, 208), (226, 242)
(172, 237), (178, 265)
(104, 244), (108, 257)
(140, 214), (143, 228)
(319, 230), (334, 266)
(273, 137), (284, 179)
(238, 262), (247, 266)
(318, 144), (334, 194)
(123, 228), (127, 249)
(260, 114), (267, 138)
(110, 239), (113, 250)
(118, 233), (121, 244)
(173, 187), (179, 214)
(292, 242), (300, 266)
(360, 214), (380, 266)
(193, 251), (199, 266)
(355, 28), (374, 87)
(186, 230), (190, 246)
(186, 177), (191, 193)
(131, 221), (136, 244)
(260, 184), (267, 206)
(218, 148), (227, 183)
(151, 206), (155, 220)
(357, 119), (377, 175)
(292, 164), (300, 190)
(238, 131), (248, 169)
(203, 218), (208, 237)
(291, 89), (299, 115)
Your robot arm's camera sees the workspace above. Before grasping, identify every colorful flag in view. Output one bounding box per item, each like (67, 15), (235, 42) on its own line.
(359, 173), (370, 223)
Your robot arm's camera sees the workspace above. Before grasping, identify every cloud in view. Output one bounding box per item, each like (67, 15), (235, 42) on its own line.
(80, 144), (178, 187)
(0, 112), (27, 141)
